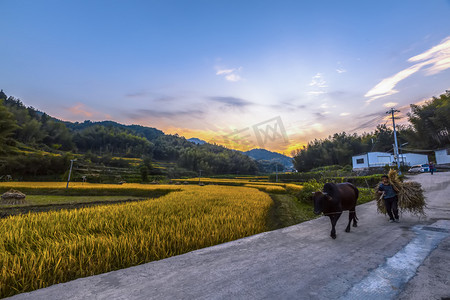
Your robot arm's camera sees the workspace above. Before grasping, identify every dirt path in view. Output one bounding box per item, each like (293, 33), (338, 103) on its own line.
(8, 172), (450, 300)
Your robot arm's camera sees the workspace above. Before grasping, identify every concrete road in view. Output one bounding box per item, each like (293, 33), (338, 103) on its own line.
(8, 173), (450, 300)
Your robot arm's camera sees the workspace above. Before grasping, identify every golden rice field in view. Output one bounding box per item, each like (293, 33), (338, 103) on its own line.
(244, 184), (287, 193)
(0, 185), (272, 298)
(172, 177), (303, 190)
(0, 182), (183, 197)
(0, 181), (182, 190)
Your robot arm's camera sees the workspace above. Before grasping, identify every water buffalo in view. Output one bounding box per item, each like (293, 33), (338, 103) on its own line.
(313, 182), (359, 239)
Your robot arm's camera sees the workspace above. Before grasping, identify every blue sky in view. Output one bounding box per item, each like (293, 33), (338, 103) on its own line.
(1, 0), (450, 154)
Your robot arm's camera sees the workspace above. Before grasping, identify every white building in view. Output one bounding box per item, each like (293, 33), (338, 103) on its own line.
(435, 148), (450, 164)
(352, 152), (391, 169)
(352, 152), (429, 170)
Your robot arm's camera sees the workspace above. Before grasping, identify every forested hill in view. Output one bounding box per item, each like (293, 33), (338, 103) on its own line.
(243, 149), (294, 171)
(0, 90), (259, 180)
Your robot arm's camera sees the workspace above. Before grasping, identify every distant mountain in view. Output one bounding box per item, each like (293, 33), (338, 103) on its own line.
(188, 137), (206, 145)
(243, 149), (294, 171)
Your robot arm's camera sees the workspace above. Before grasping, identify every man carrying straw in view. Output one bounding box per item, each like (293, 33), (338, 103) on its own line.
(378, 175), (400, 223)
(375, 169), (426, 220)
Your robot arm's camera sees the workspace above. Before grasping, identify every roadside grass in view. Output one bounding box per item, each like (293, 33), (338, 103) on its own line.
(358, 188), (374, 205)
(267, 193), (318, 230)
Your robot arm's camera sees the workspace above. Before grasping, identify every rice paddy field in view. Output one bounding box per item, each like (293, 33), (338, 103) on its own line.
(0, 182), (276, 298)
(0, 178), (375, 298)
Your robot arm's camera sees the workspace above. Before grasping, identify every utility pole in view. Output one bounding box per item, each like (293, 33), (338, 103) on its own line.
(66, 159), (77, 189)
(386, 108), (401, 174)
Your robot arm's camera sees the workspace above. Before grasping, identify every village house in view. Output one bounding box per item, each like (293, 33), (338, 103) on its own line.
(352, 152), (429, 170)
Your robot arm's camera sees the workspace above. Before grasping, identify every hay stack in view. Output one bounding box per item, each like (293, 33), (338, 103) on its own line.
(375, 169), (426, 217)
(1, 189), (27, 205)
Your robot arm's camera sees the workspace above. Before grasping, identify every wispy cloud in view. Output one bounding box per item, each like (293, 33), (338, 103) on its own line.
(225, 73), (242, 82)
(408, 37), (450, 74)
(64, 103), (112, 121)
(309, 73), (327, 88)
(383, 102), (398, 108)
(126, 108), (205, 119)
(340, 112), (350, 116)
(125, 91), (147, 98)
(365, 36), (450, 103)
(215, 69), (234, 75)
(308, 73), (328, 95)
(68, 103), (93, 117)
(216, 66), (243, 82)
(208, 96), (252, 107)
(336, 62), (347, 74)
(308, 90), (327, 95)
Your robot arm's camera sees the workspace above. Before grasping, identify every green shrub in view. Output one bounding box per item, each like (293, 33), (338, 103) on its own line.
(338, 174), (383, 188)
(296, 179), (322, 204)
(357, 188), (374, 205)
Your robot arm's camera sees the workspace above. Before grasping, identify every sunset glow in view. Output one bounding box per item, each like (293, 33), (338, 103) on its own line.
(1, 1), (449, 155)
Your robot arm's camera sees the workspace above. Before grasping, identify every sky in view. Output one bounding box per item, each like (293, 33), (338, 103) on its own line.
(1, 0), (450, 155)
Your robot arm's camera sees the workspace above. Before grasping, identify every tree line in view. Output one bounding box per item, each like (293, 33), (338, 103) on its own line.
(0, 90), (258, 178)
(292, 91), (450, 171)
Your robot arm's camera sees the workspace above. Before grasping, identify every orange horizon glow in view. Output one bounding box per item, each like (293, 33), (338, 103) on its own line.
(161, 126), (306, 156)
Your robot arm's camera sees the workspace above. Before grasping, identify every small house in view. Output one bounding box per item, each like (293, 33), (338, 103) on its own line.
(352, 152), (392, 169)
(435, 148), (450, 165)
(352, 152), (428, 170)
(398, 153), (429, 166)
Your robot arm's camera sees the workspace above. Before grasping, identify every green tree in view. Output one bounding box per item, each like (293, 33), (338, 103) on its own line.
(140, 166), (149, 182)
(406, 91), (450, 149)
(0, 99), (18, 154)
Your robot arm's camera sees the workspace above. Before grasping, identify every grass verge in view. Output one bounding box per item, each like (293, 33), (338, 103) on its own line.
(267, 193), (318, 230)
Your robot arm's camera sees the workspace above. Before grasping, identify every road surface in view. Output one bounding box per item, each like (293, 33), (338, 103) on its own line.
(8, 172), (450, 300)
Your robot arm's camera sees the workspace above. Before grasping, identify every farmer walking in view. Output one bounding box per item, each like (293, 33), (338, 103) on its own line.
(378, 175), (399, 223)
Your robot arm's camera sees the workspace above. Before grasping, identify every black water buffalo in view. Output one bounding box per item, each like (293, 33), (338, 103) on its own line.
(313, 182), (359, 239)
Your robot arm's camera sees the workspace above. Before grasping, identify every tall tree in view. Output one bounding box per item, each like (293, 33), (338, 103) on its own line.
(0, 99), (18, 154)
(406, 91), (450, 149)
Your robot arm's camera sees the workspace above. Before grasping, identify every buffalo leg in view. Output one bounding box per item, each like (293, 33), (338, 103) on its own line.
(353, 211), (358, 227)
(329, 213), (341, 239)
(346, 211), (357, 232)
(345, 212), (352, 232)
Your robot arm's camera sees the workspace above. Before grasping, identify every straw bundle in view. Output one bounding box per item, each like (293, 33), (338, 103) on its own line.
(388, 169), (402, 193)
(374, 169), (426, 217)
(1, 189), (27, 205)
(375, 191), (386, 214)
(398, 181), (426, 216)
